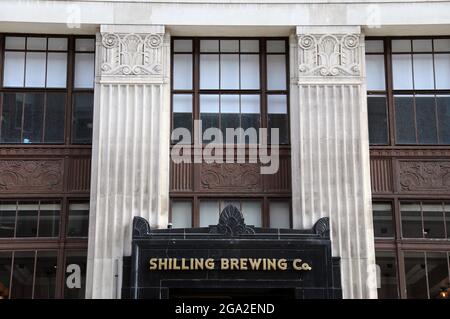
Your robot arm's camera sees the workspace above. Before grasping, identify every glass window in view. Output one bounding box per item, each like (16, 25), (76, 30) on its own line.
(266, 40), (285, 53)
(240, 54), (260, 89)
(10, 251), (35, 299)
(172, 94), (193, 144)
(33, 251), (57, 299)
(220, 54), (240, 89)
(373, 203), (395, 238)
(67, 202), (90, 238)
(437, 96), (450, 144)
(241, 201), (262, 227)
(435, 54), (450, 89)
(199, 199), (263, 228)
(74, 53), (95, 89)
(268, 94), (289, 144)
(200, 54), (220, 89)
(173, 54), (193, 89)
(46, 53), (67, 88)
(392, 55), (413, 90)
(0, 252), (12, 299)
(75, 38), (95, 52)
(269, 201), (290, 228)
(368, 95), (388, 145)
(173, 39), (192, 52)
(38, 202), (60, 238)
(366, 55), (386, 90)
(266, 55), (286, 90)
(401, 203), (423, 238)
(413, 54), (434, 89)
(3, 51), (25, 87)
(0, 202), (16, 238)
(415, 95), (438, 144)
(366, 40), (384, 53)
(401, 202), (448, 239)
(199, 200), (220, 227)
(64, 250), (87, 299)
(375, 251), (399, 298)
(44, 93), (66, 143)
(171, 201), (192, 228)
(395, 95), (416, 144)
(422, 204), (446, 239)
(72, 92), (94, 144)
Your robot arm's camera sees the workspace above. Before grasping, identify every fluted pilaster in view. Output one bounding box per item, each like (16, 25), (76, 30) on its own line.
(86, 25), (170, 298)
(290, 26), (377, 299)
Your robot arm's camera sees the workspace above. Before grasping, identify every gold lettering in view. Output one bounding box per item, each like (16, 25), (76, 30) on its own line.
(149, 258), (158, 270)
(205, 258), (214, 270)
(267, 259), (276, 270)
(195, 258), (204, 270)
(293, 259), (302, 270)
(159, 258), (168, 270)
(221, 258), (229, 270)
(249, 258), (261, 270)
(230, 258), (239, 270)
(278, 258), (287, 270)
(240, 259), (248, 270)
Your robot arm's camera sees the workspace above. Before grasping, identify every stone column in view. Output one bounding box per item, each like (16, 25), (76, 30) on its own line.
(86, 25), (171, 298)
(290, 26), (377, 299)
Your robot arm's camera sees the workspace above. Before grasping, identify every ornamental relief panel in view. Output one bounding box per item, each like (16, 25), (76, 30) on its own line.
(297, 34), (361, 77)
(100, 32), (164, 77)
(199, 163), (262, 192)
(0, 160), (63, 193)
(398, 161), (450, 193)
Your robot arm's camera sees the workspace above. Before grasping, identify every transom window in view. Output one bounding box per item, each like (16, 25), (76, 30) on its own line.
(171, 38), (290, 145)
(366, 38), (450, 145)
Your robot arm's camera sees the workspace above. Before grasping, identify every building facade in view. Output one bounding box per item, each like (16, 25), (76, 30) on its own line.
(0, 0), (449, 299)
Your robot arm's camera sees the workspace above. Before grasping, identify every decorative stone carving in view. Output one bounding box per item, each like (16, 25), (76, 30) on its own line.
(297, 34), (361, 77)
(399, 161), (450, 192)
(200, 163), (261, 191)
(211, 205), (255, 236)
(313, 217), (330, 238)
(100, 32), (164, 76)
(0, 160), (63, 192)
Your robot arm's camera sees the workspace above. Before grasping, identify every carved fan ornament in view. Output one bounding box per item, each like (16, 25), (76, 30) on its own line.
(101, 32), (164, 76)
(399, 161), (450, 192)
(200, 163), (261, 190)
(215, 205), (255, 236)
(298, 34), (360, 77)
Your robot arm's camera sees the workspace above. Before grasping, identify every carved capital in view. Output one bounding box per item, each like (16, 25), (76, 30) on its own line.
(296, 31), (362, 78)
(98, 25), (167, 81)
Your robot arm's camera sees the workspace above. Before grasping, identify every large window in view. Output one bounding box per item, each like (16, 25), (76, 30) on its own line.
(366, 38), (450, 145)
(0, 35), (95, 144)
(171, 38), (290, 145)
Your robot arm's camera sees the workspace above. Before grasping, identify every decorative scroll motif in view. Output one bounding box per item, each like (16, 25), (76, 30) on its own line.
(399, 161), (450, 192)
(100, 32), (164, 76)
(313, 217), (330, 238)
(133, 216), (151, 237)
(297, 34), (361, 77)
(212, 205), (255, 236)
(200, 163), (261, 191)
(0, 160), (63, 192)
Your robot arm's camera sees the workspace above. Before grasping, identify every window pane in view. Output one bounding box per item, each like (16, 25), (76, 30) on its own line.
(173, 54), (192, 90)
(269, 201), (290, 228)
(64, 251), (87, 299)
(366, 55), (385, 90)
(241, 95), (260, 140)
(434, 54), (450, 89)
(199, 201), (220, 227)
(395, 96), (416, 144)
(200, 95), (220, 142)
(34, 251), (57, 299)
(375, 251), (399, 299)
(241, 40), (259, 53)
(16, 203), (39, 237)
(241, 201), (262, 227)
(267, 55), (286, 90)
(434, 39), (450, 52)
(412, 40), (432, 52)
(67, 203), (89, 238)
(48, 38), (68, 51)
(267, 40), (285, 53)
(365, 40), (384, 53)
(405, 252), (428, 299)
(44, 93), (65, 143)
(372, 203), (394, 238)
(0, 251), (12, 299)
(3, 52), (25, 87)
(172, 94), (192, 143)
(392, 40), (411, 52)
(38, 202), (60, 238)
(1, 93), (23, 143)
(75, 38), (95, 52)
(220, 54), (239, 89)
(422, 204), (445, 239)
(401, 203), (423, 238)
(221, 95), (240, 140)
(413, 54), (434, 89)
(240, 54), (260, 89)
(367, 96), (388, 144)
(200, 54), (219, 89)
(171, 201), (192, 228)
(392, 54), (413, 90)
(173, 40), (192, 52)
(5, 36), (25, 50)
(74, 53), (95, 88)
(447, 204), (450, 239)
(0, 202), (16, 238)
(200, 40), (219, 52)
(426, 252), (450, 299)
(437, 96), (450, 144)
(46, 53), (67, 88)
(268, 95), (288, 144)
(25, 52), (46, 87)
(27, 37), (46, 50)
(220, 40), (239, 53)
(73, 93), (94, 144)
(10, 251), (35, 299)
(22, 93), (44, 143)
(415, 96), (438, 144)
